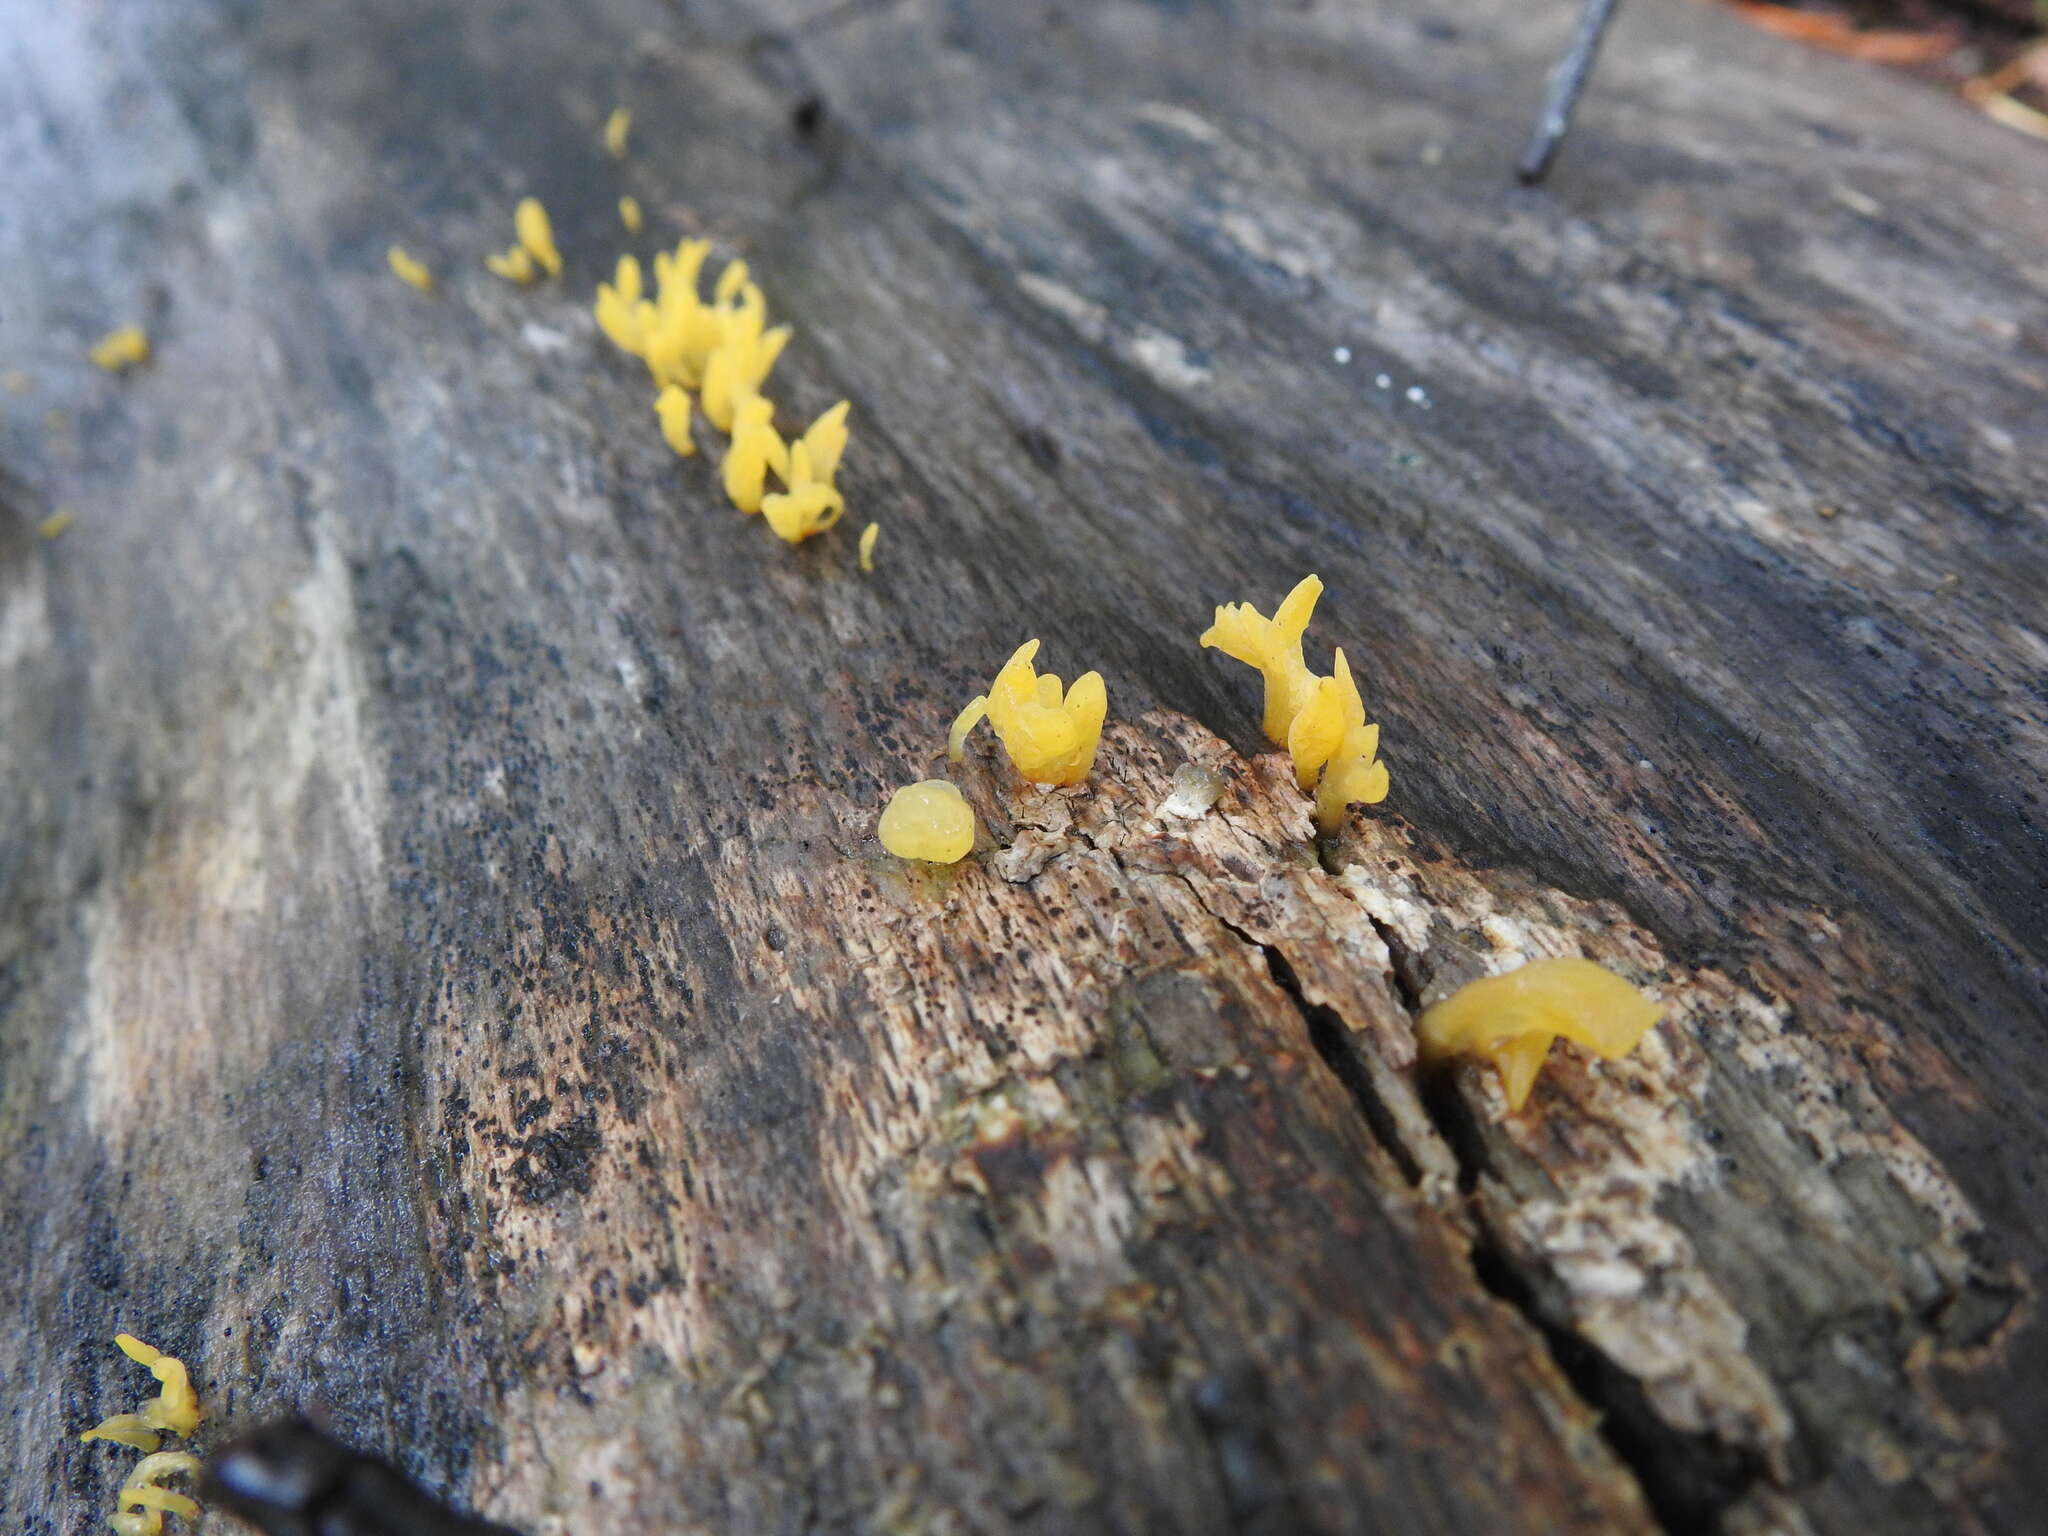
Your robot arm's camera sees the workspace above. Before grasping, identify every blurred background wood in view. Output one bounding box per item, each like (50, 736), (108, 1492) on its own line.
(2, 0), (2044, 1532)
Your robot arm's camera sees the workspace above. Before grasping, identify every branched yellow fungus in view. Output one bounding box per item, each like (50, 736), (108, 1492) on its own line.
(655, 385), (696, 458)
(80, 1334), (202, 1454)
(859, 521), (879, 572)
(1313, 723), (1388, 835)
(109, 1451), (202, 1536)
(514, 197), (562, 277)
(1417, 957), (1662, 1111)
(594, 254), (647, 351)
(604, 106), (632, 158)
(700, 297), (791, 432)
(1280, 648), (1391, 833)
(797, 400), (850, 483)
(723, 397), (786, 513)
(1200, 575), (1324, 745)
(89, 327), (150, 372)
(949, 639), (1107, 786)
(760, 441), (845, 543)
(879, 780), (976, 863)
(386, 246), (434, 293)
(619, 194), (643, 232)
(485, 245), (537, 284)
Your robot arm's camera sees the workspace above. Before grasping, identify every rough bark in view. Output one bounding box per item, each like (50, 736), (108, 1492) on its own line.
(2, 0), (2044, 1533)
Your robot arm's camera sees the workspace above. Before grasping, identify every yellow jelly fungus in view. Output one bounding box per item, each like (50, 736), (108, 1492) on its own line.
(81, 1334), (202, 1455)
(80, 1413), (160, 1454)
(485, 245), (537, 284)
(594, 254), (646, 351)
(1200, 574), (1324, 745)
(110, 1451), (203, 1536)
(386, 246), (434, 292)
(761, 441), (845, 544)
(950, 639), (1107, 787)
(859, 521), (879, 572)
(38, 508), (75, 540)
(878, 779), (976, 863)
(1313, 723), (1389, 836)
(655, 385), (696, 458)
(1417, 957), (1662, 1112)
(700, 304), (791, 432)
(723, 396), (787, 513)
(796, 400), (850, 483)
(514, 197), (562, 277)
(604, 106), (632, 158)
(619, 194), (643, 232)
(90, 327), (150, 372)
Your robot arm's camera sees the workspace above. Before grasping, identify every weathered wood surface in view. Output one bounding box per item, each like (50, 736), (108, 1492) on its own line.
(3, 0), (2045, 1531)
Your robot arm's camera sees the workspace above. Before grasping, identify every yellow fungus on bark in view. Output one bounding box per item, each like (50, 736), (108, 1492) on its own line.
(950, 639), (1107, 786)
(604, 106), (632, 157)
(859, 521), (879, 572)
(485, 245), (537, 284)
(723, 396), (787, 513)
(81, 1334), (202, 1455)
(109, 1451), (202, 1536)
(700, 305), (791, 431)
(514, 197), (562, 276)
(386, 246), (434, 292)
(89, 327), (150, 372)
(760, 441), (845, 543)
(619, 194), (643, 232)
(37, 508), (74, 540)
(797, 400), (850, 482)
(1200, 575), (1324, 744)
(879, 780), (976, 863)
(654, 385), (696, 458)
(1417, 957), (1662, 1111)
(1313, 723), (1388, 835)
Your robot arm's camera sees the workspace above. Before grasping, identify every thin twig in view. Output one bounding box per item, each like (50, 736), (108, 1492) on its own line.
(1518, 0), (1625, 185)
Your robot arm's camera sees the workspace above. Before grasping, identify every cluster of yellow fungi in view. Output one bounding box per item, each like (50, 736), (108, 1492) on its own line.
(1201, 574), (1389, 834)
(79, 1334), (204, 1534)
(1419, 956), (1663, 1111)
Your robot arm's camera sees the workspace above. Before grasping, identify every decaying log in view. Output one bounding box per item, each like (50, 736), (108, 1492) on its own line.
(2, 0), (2045, 1533)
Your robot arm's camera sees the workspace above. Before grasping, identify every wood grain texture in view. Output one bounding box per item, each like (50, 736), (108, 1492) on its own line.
(2, 0), (2044, 1532)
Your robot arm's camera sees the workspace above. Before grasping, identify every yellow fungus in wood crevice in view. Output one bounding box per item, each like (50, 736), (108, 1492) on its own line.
(619, 194), (643, 232)
(109, 1451), (202, 1536)
(514, 197), (562, 276)
(1417, 956), (1662, 1111)
(879, 779), (976, 863)
(950, 639), (1107, 786)
(859, 521), (879, 572)
(386, 245), (434, 292)
(89, 327), (150, 372)
(761, 441), (844, 544)
(655, 385), (696, 458)
(1200, 575), (1324, 745)
(604, 106), (632, 158)
(723, 397), (786, 513)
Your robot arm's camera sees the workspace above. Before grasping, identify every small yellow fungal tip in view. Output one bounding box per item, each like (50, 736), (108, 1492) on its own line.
(89, 327), (150, 373)
(798, 400), (851, 483)
(604, 106), (632, 158)
(879, 780), (977, 863)
(37, 508), (74, 540)
(619, 194), (643, 232)
(485, 245), (537, 284)
(953, 639), (1108, 786)
(1200, 575), (1324, 744)
(723, 396), (787, 513)
(859, 521), (879, 572)
(80, 1414), (160, 1453)
(1417, 957), (1662, 1112)
(654, 385), (696, 458)
(761, 440), (845, 543)
(514, 197), (562, 277)
(386, 245), (434, 293)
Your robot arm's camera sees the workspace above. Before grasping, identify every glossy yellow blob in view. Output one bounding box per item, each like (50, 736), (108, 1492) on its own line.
(761, 441), (845, 543)
(386, 246), (434, 292)
(1417, 957), (1662, 1111)
(485, 245), (537, 284)
(859, 521), (879, 572)
(951, 639), (1107, 786)
(81, 1335), (203, 1455)
(89, 327), (150, 372)
(619, 195), (643, 232)
(654, 385), (696, 458)
(879, 780), (976, 863)
(110, 1451), (202, 1536)
(604, 106), (632, 157)
(723, 396), (787, 513)
(1200, 574), (1323, 745)
(514, 197), (562, 276)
